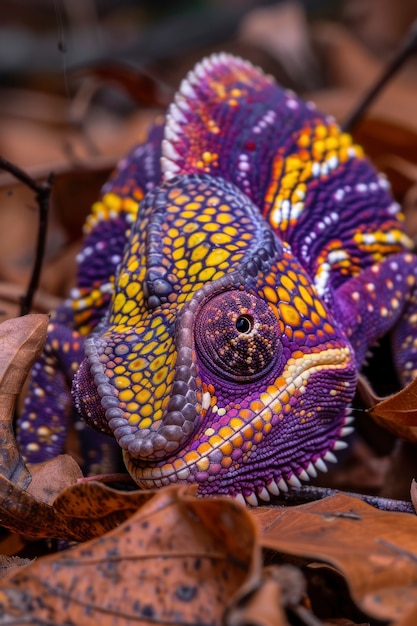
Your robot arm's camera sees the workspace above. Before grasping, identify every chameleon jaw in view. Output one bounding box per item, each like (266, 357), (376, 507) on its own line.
(123, 408), (354, 507)
(233, 409), (354, 506)
(122, 344), (357, 505)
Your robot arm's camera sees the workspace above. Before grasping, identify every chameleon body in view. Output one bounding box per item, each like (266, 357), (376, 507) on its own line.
(18, 54), (417, 505)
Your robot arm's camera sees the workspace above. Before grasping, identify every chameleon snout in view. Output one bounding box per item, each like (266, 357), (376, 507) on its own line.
(72, 314), (203, 460)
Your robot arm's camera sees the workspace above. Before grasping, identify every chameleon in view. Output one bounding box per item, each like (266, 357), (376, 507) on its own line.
(18, 53), (417, 506)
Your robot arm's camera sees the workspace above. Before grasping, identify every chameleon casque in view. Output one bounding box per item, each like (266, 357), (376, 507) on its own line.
(18, 53), (417, 506)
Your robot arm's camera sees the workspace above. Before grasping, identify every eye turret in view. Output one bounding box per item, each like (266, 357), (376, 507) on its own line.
(194, 290), (282, 383)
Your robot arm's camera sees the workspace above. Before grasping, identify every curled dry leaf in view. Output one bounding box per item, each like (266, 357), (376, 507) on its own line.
(365, 377), (417, 442)
(0, 314), (48, 488)
(0, 313), (153, 542)
(254, 494), (417, 623)
(0, 485), (259, 626)
(411, 479), (417, 514)
(26, 455), (83, 504)
(225, 564), (306, 626)
(0, 472), (158, 542)
(0, 556), (31, 579)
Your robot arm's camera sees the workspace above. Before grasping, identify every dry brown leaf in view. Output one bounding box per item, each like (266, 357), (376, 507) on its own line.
(366, 377), (417, 441)
(0, 556), (31, 579)
(0, 314), (48, 488)
(225, 565), (306, 626)
(26, 455), (83, 505)
(0, 485), (259, 625)
(0, 313), (155, 542)
(254, 494), (417, 623)
(50, 481), (157, 541)
(411, 479), (417, 514)
(395, 604), (417, 626)
(77, 63), (173, 109)
(0, 471), (157, 542)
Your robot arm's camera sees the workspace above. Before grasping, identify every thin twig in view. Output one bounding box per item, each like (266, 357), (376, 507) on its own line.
(277, 485), (416, 514)
(0, 156), (53, 316)
(343, 18), (417, 133)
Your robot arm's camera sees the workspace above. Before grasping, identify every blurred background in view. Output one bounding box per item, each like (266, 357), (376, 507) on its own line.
(1, 0), (417, 501)
(0, 0), (417, 308)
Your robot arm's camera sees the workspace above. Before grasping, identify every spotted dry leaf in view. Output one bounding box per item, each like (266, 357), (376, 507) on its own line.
(254, 494), (417, 624)
(0, 313), (154, 541)
(0, 314), (49, 488)
(0, 485), (259, 625)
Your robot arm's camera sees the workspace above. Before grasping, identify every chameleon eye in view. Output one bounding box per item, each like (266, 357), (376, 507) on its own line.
(194, 290), (282, 383)
(235, 315), (253, 334)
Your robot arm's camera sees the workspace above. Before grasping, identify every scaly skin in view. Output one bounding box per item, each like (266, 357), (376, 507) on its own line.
(18, 54), (417, 505)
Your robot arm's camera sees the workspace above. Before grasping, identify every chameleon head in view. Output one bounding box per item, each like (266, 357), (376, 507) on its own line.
(72, 173), (357, 504)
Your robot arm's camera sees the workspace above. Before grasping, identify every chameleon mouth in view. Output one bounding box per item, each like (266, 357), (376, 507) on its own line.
(124, 408), (354, 506)
(123, 344), (356, 505)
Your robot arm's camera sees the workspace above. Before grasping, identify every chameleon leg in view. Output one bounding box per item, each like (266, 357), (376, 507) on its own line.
(17, 320), (84, 464)
(333, 251), (417, 383)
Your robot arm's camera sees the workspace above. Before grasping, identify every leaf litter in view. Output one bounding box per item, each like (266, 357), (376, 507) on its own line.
(3, 4), (417, 625)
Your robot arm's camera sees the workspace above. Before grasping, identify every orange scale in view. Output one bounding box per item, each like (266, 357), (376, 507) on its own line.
(221, 457), (233, 469)
(250, 400), (265, 414)
(280, 275), (295, 292)
(254, 432), (263, 444)
(284, 328), (293, 340)
(239, 408), (252, 421)
(310, 312), (321, 326)
(219, 426), (234, 439)
(302, 320), (315, 332)
(242, 426), (254, 440)
(280, 390), (290, 405)
(293, 329), (306, 343)
(231, 434), (244, 449)
(220, 441), (233, 456)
